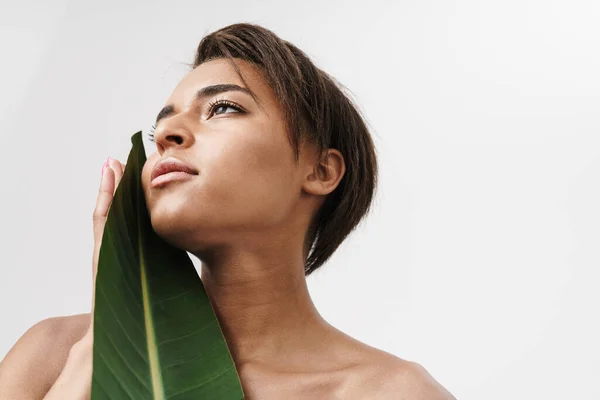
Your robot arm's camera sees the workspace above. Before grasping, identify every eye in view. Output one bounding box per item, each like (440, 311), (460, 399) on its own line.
(207, 99), (244, 117)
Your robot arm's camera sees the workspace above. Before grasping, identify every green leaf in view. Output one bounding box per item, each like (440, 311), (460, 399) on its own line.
(91, 131), (244, 399)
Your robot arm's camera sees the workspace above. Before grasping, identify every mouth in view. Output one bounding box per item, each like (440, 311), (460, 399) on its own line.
(151, 171), (196, 188)
(151, 157), (198, 188)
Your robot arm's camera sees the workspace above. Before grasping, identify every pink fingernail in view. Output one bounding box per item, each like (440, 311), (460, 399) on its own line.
(101, 157), (110, 176)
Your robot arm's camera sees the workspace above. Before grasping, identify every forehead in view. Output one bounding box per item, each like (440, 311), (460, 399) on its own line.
(167, 58), (275, 109)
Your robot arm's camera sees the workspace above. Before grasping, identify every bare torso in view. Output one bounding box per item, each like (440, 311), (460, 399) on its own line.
(40, 313), (454, 399)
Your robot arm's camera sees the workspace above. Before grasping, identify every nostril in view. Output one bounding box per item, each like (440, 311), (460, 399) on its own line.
(168, 135), (184, 145)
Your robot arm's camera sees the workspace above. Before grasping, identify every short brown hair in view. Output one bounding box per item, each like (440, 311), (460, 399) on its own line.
(190, 23), (378, 276)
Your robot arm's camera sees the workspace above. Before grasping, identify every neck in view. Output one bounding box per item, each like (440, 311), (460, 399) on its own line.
(197, 246), (333, 370)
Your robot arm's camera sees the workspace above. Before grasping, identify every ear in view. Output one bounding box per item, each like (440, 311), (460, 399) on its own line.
(302, 148), (346, 196)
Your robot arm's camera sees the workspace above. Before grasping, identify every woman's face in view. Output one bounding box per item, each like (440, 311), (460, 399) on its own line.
(141, 58), (316, 254)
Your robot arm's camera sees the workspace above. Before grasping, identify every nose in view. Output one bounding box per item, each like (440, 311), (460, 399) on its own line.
(152, 117), (195, 153)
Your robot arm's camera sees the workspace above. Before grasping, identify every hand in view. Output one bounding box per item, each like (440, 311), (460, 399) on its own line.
(90, 158), (125, 334)
(43, 157), (125, 400)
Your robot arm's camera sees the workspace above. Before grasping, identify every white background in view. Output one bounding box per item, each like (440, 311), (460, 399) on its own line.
(1, 1), (599, 399)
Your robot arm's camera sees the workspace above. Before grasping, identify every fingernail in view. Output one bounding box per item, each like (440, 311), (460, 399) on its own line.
(101, 157), (110, 177)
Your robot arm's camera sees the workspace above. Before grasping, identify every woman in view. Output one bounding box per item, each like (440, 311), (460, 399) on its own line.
(0, 23), (455, 399)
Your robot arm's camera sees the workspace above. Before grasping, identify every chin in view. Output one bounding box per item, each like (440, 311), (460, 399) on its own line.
(148, 205), (191, 247)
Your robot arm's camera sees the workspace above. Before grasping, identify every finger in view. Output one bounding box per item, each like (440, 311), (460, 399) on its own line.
(92, 166), (114, 273)
(109, 159), (124, 193)
(93, 166), (115, 240)
(118, 162), (126, 188)
(91, 165), (115, 321)
(108, 158), (122, 176)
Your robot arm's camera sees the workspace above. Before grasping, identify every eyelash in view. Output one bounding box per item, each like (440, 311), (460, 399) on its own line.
(207, 98), (244, 116)
(147, 99), (244, 143)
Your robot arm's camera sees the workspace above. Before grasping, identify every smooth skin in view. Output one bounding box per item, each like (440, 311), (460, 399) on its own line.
(0, 58), (456, 399)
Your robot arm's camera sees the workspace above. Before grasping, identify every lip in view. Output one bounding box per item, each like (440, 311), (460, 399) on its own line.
(151, 171), (195, 188)
(151, 157), (198, 187)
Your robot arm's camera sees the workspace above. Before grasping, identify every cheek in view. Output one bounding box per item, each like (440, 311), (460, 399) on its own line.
(205, 134), (297, 223)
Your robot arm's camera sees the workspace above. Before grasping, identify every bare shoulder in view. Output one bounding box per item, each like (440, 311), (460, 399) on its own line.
(346, 344), (456, 400)
(0, 312), (91, 399)
(372, 356), (456, 399)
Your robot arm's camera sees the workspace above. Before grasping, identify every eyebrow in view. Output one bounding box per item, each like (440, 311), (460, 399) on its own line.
(155, 83), (253, 125)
